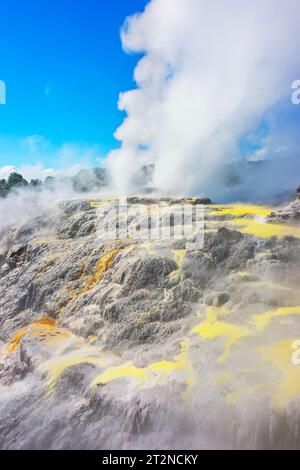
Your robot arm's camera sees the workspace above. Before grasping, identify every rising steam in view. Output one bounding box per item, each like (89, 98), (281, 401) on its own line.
(107, 0), (300, 195)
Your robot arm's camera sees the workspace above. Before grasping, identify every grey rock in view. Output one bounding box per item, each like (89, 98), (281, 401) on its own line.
(0, 195), (300, 450)
(6, 244), (27, 269)
(212, 292), (230, 307)
(61, 200), (92, 215)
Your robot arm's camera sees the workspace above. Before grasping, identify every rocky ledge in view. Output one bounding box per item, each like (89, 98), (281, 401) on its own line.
(1, 196), (300, 449)
(269, 186), (300, 223)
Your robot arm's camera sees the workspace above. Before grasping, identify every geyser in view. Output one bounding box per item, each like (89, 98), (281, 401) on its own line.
(107, 0), (300, 197)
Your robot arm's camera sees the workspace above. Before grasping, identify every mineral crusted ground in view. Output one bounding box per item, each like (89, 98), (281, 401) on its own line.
(1, 195), (300, 449)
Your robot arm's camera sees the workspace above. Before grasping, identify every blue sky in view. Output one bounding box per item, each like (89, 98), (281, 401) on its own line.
(0, 0), (300, 182)
(0, 0), (148, 172)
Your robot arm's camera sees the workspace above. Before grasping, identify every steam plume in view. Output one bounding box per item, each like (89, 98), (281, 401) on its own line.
(107, 0), (300, 195)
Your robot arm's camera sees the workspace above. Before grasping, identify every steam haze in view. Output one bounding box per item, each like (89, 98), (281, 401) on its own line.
(107, 0), (300, 195)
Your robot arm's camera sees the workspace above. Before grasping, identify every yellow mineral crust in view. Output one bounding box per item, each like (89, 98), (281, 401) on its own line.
(40, 343), (114, 391)
(257, 339), (300, 410)
(6, 317), (63, 353)
(190, 304), (300, 410)
(90, 340), (196, 401)
(82, 248), (122, 292)
(66, 247), (124, 300)
(192, 306), (250, 363)
(230, 218), (300, 239)
(208, 204), (272, 218)
(169, 249), (187, 280)
(252, 306), (300, 331)
(205, 204), (300, 239)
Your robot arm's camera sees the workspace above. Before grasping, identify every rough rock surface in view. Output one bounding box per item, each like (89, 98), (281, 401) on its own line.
(269, 187), (300, 222)
(1, 197), (300, 449)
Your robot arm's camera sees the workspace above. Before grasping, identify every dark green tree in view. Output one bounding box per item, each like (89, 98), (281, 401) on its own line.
(30, 178), (43, 187)
(44, 176), (55, 188)
(7, 172), (28, 190)
(0, 179), (8, 197)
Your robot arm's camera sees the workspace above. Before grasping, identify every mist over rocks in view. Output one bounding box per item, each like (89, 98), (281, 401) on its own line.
(1, 0), (300, 451)
(0, 167), (109, 199)
(268, 186), (300, 223)
(0, 194), (300, 449)
(2, 156), (300, 209)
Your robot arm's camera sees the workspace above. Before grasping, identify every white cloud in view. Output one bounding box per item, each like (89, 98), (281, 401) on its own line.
(18, 163), (55, 181)
(107, 0), (300, 195)
(0, 165), (20, 180)
(22, 135), (48, 155)
(247, 148), (268, 163)
(18, 162), (90, 181)
(0, 133), (105, 184)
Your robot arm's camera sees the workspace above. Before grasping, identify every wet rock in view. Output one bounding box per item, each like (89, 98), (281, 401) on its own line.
(58, 212), (96, 239)
(119, 256), (177, 294)
(171, 279), (202, 303)
(121, 398), (152, 435)
(182, 251), (212, 287)
(127, 196), (160, 205)
(269, 187), (300, 222)
(54, 363), (97, 398)
(1, 195), (300, 450)
(205, 227), (256, 271)
(0, 330), (51, 385)
(104, 317), (161, 349)
(6, 244), (27, 269)
(181, 196), (212, 205)
(61, 200), (92, 215)
(212, 292), (230, 307)
(127, 196), (212, 206)
(0, 263), (10, 277)
(0, 247), (7, 265)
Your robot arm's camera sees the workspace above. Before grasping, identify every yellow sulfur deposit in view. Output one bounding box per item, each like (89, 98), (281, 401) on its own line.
(41, 344), (111, 391)
(230, 218), (300, 239)
(85, 248), (121, 287)
(173, 249), (186, 268)
(90, 361), (147, 387)
(237, 272), (292, 291)
(140, 241), (158, 256)
(7, 327), (28, 353)
(257, 339), (300, 410)
(75, 247), (123, 296)
(89, 198), (118, 208)
(41, 338), (196, 399)
(206, 204), (300, 239)
(169, 249), (187, 280)
(208, 204), (272, 218)
(7, 317), (58, 353)
(90, 340), (196, 400)
(252, 306), (300, 331)
(192, 306), (250, 363)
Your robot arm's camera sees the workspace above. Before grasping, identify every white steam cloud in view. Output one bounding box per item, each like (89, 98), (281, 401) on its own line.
(107, 0), (300, 195)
